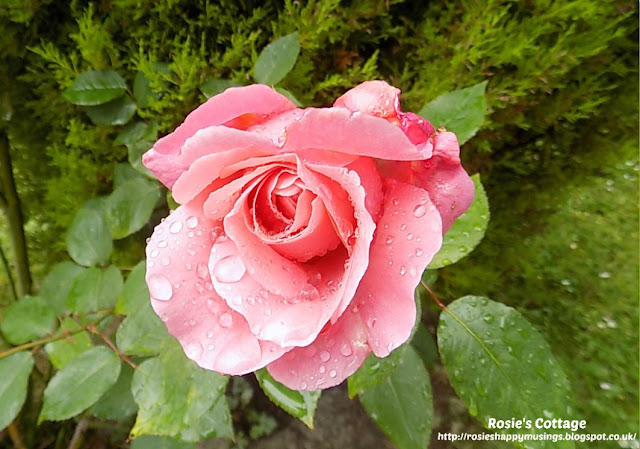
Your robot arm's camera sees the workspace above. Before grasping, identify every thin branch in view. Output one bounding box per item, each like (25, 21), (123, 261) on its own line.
(0, 310), (113, 360)
(7, 422), (27, 449)
(67, 417), (89, 449)
(420, 280), (447, 310)
(0, 134), (31, 296)
(0, 243), (17, 301)
(87, 323), (138, 370)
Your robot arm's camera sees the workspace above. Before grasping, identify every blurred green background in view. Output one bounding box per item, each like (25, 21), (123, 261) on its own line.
(0, 0), (637, 448)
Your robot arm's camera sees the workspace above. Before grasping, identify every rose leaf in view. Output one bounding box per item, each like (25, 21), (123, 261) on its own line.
(63, 70), (127, 106)
(253, 32), (300, 85)
(0, 352), (34, 432)
(66, 206), (113, 267)
(438, 296), (574, 448)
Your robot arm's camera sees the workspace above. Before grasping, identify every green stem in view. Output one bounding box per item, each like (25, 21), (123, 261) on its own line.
(0, 243), (17, 302)
(0, 134), (31, 296)
(0, 310), (113, 360)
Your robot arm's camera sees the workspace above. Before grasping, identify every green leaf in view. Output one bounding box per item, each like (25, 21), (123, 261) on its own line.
(39, 346), (121, 422)
(133, 72), (160, 108)
(63, 70), (127, 106)
(410, 323), (438, 369)
(253, 32), (300, 85)
(255, 369), (320, 428)
(0, 352), (34, 432)
(178, 395), (234, 442)
(130, 340), (229, 438)
(114, 162), (144, 188)
(66, 206), (112, 267)
(67, 265), (123, 314)
(429, 174), (489, 269)
(200, 79), (242, 98)
(274, 87), (302, 106)
(0, 296), (56, 345)
(115, 121), (157, 146)
(437, 296), (574, 448)
(104, 178), (160, 239)
(359, 346), (432, 449)
(418, 81), (488, 145)
(89, 363), (138, 420)
(116, 261), (148, 315)
(131, 436), (195, 449)
(40, 262), (86, 314)
(84, 94), (136, 125)
(44, 318), (93, 369)
(116, 298), (169, 356)
(128, 140), (154, 177)
(348, 346), (405, 399)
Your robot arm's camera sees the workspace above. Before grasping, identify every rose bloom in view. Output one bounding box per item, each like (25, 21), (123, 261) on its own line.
(142, 81), (473, 390)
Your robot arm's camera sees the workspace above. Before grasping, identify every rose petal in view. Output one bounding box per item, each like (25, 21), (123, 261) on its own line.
(266, 301), (370, 391)
(178, 125), (278, 166)
(334, 80), (435, 149)
(411, 131), (475, 232)
(354, 178), (443, 357)
(282, 108), (430, 161)
(145, 194), (288, 374)
(154, 85), (295, 155)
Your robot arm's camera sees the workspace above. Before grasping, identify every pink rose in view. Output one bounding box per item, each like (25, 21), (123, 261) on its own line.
(142, 81), (474, 390)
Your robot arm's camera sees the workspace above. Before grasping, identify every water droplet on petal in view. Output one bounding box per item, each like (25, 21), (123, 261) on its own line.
(213, 255), (246, 283)
(407, 233), (414, 240)
(301, 381), (308, 389)
(196, 263), (209, 279)
(319, 350), (331, 362)
(169, 221), (183, 234)
(329, 369), (337, 378)
(186, 216), (198, 228)
(399, 266), (406, 276)
(219, 312), (233, 328)
(207, 331), (214, 338)
(319, 365), (326, 374)
(185, 343), (202, 359)
(400, 224), (407, 231)
(148, 275), (173, 301)
(150, 249), (159, 258)
(340, 343), (353, 357)
(158, 240), (168, 248)
(413, 204), (427, 218)
(415, 248), (423, 257)
(385, 236), (394, 245)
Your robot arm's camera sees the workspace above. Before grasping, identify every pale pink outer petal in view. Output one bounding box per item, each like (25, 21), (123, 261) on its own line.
(145, 194), (288, 375)
(282, 108), (431, 161)
(143, 85), (295, 188)
(411, 131), (475, 232)
(354, 177), (443, 357)
(266, 302), (371, 391)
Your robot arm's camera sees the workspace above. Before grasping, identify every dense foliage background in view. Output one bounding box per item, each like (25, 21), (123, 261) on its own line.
(0, 0), (637, 448)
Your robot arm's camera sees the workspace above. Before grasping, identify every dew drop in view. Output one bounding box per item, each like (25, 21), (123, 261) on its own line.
(368, 317), (377, 329)
(400, 224), (407, 231)
(185, 343), (202, 359)
(148, 275), (173, 301)
(161, 257), (170, 266)
(207, 344), (215, 351)
(407, 233), (414, 240)
(319, 365), (326, 374)
(385, 236), (394, 245)
(329, 370), (337, 378)
(186, 216), (198, 229)
(150, 249), (159, 258)
(399, 266), (407, 276)
(213, 255), (247, 283)
(219, 312), (233, 328)
(158, 240), (168, 248)
(319, 350), (331, 362)
(207, 331), (214, 339)
(340, 343), (353, 357)
(415, 248), (423, 257)
(196, 263), (209, 280)
(169, 221), (183, 234)
(300, 381), (308, 389)
(413, 204), (427, 218)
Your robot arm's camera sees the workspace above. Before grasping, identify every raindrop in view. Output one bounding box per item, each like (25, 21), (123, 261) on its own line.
(207, 344), (215, 351)
(148, 275), (173, 301)
(319, 365), (326, 374)
(367, 317), (377, 329)
(185, 343), (202, 359)
(407, 233), (414, 240)
(329, 370), (337, 378)
(319, 350), (331, 362)
(415, 248), (423, 257)
(340, 343), (353, 357)
(158, 240), (168, 248)
(400, 224), (407, 231)
(169, 221), (183, 234)
(413, 204), (427, 218)
(219, 312), (233, 328)
(385, 236), (394, 245)
(207, 331), (214, 339)
(186, 216), (198, 229)
(150, 249), (159, 258)
(399, 266), (406, 276)
(300, 381), (308, 389)
(213, 255), (247, 283)
(196, 263), (209, 279)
